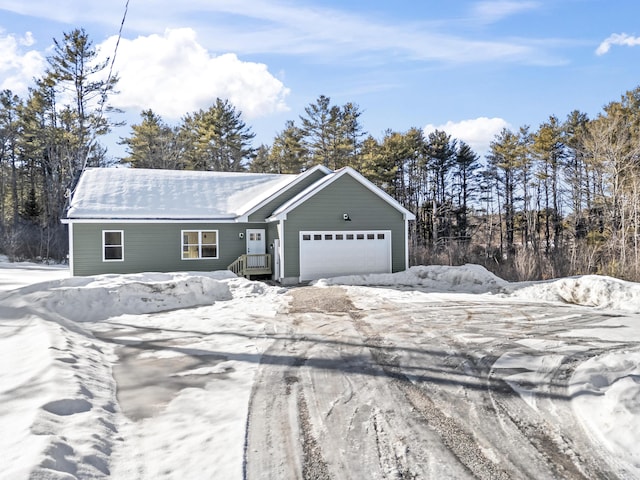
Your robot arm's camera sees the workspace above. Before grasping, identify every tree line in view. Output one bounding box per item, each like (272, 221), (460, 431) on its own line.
(2, 28), (640, 282)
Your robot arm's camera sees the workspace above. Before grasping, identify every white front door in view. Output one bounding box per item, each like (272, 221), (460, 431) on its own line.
(246, 229), (266, 255)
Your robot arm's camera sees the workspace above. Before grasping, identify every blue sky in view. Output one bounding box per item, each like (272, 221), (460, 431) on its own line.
(1, 0), (639, 159)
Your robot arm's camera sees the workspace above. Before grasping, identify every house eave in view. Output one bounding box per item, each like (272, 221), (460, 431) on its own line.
(238, 165), (332, 219)
(62, 217), (239, 224)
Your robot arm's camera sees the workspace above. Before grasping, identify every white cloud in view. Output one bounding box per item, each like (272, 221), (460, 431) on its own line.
(19, 31), (35, 47)
(98, 28), (290, 120)
(596, 33), (640, 56)
(472, 1), (540, 23)
(424, 117), (511, 158)
(0, 31), (45, 96)
(0, 0), (562, 66)
(192, 1), (556, 65)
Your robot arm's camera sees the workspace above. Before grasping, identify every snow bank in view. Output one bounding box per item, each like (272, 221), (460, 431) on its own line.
(318, 263), (640, 312)
(10, 271), (238, 323)
(316, 264), (507, 293)
(570, 350), (640, 477)
(504, 275), (640, 313)
(1, 270), (286, 480)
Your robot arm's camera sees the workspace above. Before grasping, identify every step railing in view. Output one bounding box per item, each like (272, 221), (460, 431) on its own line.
(228, 254), (272, 278)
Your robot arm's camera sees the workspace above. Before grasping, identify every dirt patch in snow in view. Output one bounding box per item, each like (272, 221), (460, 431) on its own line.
(288, 286), (355, 314)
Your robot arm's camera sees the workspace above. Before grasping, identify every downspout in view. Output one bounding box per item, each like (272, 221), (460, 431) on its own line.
(277, 218), (285, 282)
(404, 214), (410, 270)
(68, 222), (75, 275)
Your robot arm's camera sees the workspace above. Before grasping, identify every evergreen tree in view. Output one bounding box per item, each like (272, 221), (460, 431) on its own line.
(532, 116), (565, 254)
(563, 110), (590, 239)
(248, 145), (272, 173)
(299, 96), (366, 170)
(487, 128), (522, 257)
(22, 185), (41, 220)
(337, 102), (366, 169)
(121, 110), (184, 169)
(45, 28), (119, 185)
(453, 141), (480, 240)
(299, 95), (336, 168)
(424, 130), (457, 246)
(357, 135), (396, 191)
(0, 90), (21, 229)
(180, 98), (255, 171)
(265, 120), (307, 173)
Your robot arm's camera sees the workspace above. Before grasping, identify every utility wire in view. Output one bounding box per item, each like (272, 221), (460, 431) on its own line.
(73, 0), (130, 196)
(102, 0), (129, 110)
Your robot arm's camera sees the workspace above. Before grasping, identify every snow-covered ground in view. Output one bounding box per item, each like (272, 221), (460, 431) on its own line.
(1, 260), (639, 479)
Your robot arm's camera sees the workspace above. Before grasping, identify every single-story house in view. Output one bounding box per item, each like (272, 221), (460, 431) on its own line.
(62, 165), (415, 284)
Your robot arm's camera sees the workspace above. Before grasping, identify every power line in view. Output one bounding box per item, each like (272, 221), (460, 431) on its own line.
(73, 0), (130, 194)
(103, 0), (130, 105)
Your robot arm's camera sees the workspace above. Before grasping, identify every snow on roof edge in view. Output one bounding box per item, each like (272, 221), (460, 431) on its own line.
(65, 167), (298, 220)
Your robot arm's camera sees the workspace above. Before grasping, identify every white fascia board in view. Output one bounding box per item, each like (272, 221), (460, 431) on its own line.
(234, 215), (267, 223)
(63, 217), (238, 224)
(339, 167), (416, 220)
(266, 213), (286, 222)
(268, 172), (338, 220)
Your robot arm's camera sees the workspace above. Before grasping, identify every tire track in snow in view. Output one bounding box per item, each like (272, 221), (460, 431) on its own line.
(360, 330), (512, 480)
(243, 338), (308, 479)
(245, 286), (629, 479)
(349, 291), (627, 479)
(244, 288), (474, 479)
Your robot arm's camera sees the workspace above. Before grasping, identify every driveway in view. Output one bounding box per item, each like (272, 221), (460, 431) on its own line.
(244, 285), (633, 479)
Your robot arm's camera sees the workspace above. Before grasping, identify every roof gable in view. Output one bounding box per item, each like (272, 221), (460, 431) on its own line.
(268, 167), (416, 221)
(66, 168), (297, 220)
(240, 165), (331, 222)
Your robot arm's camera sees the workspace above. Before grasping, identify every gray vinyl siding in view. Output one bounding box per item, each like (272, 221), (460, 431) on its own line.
(266, 222), (279, 247)
(71, 222), (268, 276)
(247, 169), (328, 222)
(281, 175), (407, 279)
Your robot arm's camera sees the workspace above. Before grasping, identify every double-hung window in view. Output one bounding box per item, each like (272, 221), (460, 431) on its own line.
(182, 230), (218, 259)
(103, 230), (124, 261)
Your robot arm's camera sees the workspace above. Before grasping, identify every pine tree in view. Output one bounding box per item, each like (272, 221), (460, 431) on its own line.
(121, 110), (184, 169)
(487, 128), (522, 257)
(22, 185), (41, 220)
(181, 98), (255, 171)
(532, 116), (565, 254)
(453, 142), (480, 240)
(299, 96), (366, 170)
(425, 130), (457, 246)
(266, 120), (307, 173)
(248, 145), (272, 173)
(45, 28), (119, 185)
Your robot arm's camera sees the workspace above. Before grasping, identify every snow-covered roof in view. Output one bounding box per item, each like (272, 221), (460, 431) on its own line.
(65, 168), (298, 220)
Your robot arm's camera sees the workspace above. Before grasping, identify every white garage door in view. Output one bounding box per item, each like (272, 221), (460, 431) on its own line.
(299, 230), (392, 281)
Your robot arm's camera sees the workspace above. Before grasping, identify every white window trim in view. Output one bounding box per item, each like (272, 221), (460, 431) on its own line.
(102, 230), (124, 262)
(181, 229), (219, 260)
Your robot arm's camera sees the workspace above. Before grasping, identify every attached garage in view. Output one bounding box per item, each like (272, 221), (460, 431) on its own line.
(267, 167), (415, 284)
(299, 230), (392, 281)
